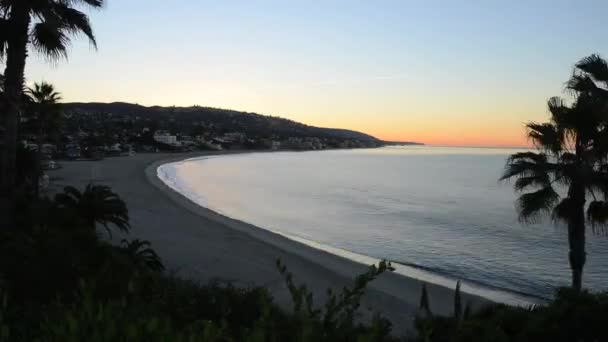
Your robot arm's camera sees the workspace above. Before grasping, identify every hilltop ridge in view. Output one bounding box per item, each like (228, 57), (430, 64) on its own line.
(63, 102), (383, 143)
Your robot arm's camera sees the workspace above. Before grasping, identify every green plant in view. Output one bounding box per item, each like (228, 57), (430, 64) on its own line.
(413, 286), (608, 342)
(276, 259), (396, 341)
(39, 281), (225, 342)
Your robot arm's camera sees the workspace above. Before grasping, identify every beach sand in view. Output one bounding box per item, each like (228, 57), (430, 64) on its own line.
(49, 152), (491, 335)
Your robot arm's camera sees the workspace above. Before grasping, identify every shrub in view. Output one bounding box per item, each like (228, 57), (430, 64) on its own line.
(412, 286), (608, 342)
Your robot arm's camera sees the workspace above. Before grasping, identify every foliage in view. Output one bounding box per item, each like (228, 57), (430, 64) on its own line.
(14, 144), (42, 199)
(276, 258), (396, 341)
(120, 239), (165, 272)
(54, 183), (131, 238)
(3, 178), (608, 341)
(0, 182), (403, 340)
(411, 288), (608, 342)
(22, 81), (63, 144)
(501, 54), (608, 291)
(0, 184), (148, 304)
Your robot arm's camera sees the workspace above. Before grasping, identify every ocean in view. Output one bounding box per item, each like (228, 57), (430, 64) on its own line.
(157, 146), (608, 302)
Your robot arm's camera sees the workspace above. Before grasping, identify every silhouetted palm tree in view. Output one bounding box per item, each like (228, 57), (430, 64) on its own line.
(120, 239), (164, 272)
(26, 82), (62, 148)
(25, 82), (61, 196)
(568, 54), (608, 99)
(54, 184), (130, 239)
(0, 0), (104, 229)
(501, 55), (608, 291)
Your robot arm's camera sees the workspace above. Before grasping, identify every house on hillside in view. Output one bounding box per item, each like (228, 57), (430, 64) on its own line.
(153, 130), (180, 146)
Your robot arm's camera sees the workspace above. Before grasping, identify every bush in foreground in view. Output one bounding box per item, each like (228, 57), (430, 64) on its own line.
(412, 287), (608, 342)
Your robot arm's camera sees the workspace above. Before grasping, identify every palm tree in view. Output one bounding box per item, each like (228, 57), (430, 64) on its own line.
(25, 82), (62, 196)
(120, 239), (165, 272)
(54, 184), (130, 239)
(26, 82), (62, 149)
(501, 55), (608, 291)
(0, 0), (104, 229)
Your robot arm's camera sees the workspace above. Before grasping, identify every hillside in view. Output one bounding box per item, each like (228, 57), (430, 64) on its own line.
(63, 102), (381, 142)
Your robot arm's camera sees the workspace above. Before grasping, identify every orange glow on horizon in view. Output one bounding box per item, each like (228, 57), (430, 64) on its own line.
(372, 131), (531, 148)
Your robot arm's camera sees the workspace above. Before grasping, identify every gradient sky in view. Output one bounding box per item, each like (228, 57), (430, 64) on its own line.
(25, 0), (608, 147)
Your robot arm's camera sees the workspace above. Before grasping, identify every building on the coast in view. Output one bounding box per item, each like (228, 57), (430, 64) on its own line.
(153, 130), (179, 146)
(178, 135), (197, 146)
(266, 140), (281, 150)
(222, 132), (246, 144)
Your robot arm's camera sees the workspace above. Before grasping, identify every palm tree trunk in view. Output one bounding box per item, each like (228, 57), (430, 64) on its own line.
(35, 132), (43, 198)
(0, 6), (30, 229)
(567, 184), (586, 292)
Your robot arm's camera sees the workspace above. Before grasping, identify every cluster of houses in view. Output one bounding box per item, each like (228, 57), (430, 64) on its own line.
(12, 106), (382, 164)
(150, 131), (362, 151)
(20, 128), (378, 164)
(152, 130), (246, 150)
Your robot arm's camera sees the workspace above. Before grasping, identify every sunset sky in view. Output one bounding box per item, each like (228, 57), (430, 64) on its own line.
(26, 0), (608, 147)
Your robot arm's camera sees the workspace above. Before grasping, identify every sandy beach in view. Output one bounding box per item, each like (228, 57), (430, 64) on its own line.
(49, 151), (491, 335)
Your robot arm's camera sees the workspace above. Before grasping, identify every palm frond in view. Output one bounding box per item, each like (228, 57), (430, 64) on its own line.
(513, 175), (550, 192)
(31, 21), (69, 60)
(66, 0), (106, 8)
(547, 97), (572, 128)
(567, 74), (599, 94)
(587, 201), (608, 235)
(501, 152), (555, 191)
(51, 2), (97, 48)
(120, 239), (164, 272)
(575, 54), (608, 84)
(552, 198), (572, 223)
(526, 122), (562, 153)
(54, 184), (130, 239)
(516, 186), (559, 222)
(587, 169), (608, 198)
(54, 185), (81, 206)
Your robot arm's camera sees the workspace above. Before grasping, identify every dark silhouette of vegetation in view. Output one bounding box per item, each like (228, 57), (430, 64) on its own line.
(25, 82), (62, 148)
(276, 259), (395, 341)
(501, 54), (608, 291)
(0, 183), (401, 340)
(23, 82), (62, 195)
(0, 0), (103, 230)
(54, 184), (130, 239)
(412, 286), (608, 342)
(120, 238), (164, 272)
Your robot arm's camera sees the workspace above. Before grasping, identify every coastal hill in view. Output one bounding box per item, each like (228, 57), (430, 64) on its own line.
(63, 102), (386, 143)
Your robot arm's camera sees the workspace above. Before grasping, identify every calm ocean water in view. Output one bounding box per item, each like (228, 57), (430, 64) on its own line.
(158, 146), (608, 301)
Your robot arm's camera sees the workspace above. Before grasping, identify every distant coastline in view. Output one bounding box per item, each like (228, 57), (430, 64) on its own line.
(382, 141), (425, 146)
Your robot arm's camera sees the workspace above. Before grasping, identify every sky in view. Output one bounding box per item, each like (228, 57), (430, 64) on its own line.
(25, 0), (608, 147)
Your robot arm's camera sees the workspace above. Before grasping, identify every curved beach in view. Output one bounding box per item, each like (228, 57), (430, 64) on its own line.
(52, 151), (504, 333)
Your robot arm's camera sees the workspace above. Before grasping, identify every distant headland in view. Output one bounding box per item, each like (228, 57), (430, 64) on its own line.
(60, 102), (422, 153)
